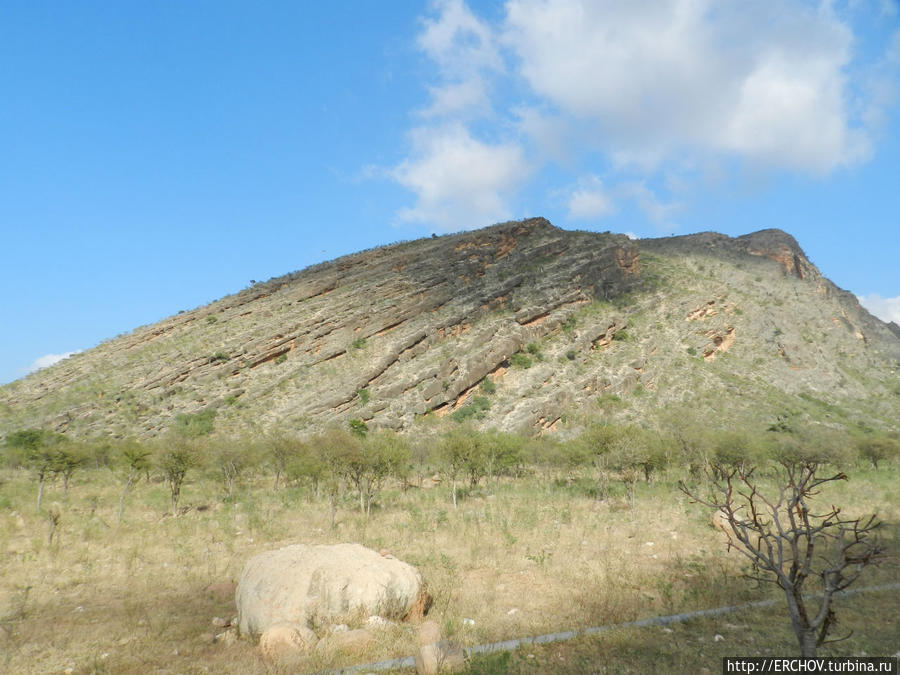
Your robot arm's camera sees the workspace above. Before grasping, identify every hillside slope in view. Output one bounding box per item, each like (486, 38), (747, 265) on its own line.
(1, 218), (897, 439)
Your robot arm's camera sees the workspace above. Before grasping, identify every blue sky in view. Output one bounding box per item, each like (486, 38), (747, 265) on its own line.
(1, 0), (898, 385)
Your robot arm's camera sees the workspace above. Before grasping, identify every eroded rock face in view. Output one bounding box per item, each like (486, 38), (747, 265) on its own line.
(236, 543), (429, 637)
(3, 219), (899, 440)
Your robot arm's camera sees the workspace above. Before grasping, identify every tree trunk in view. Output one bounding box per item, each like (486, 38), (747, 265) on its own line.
(799, 630), (818, 658)
(118, 472), (134, 524)
(329, 492), (337, 529)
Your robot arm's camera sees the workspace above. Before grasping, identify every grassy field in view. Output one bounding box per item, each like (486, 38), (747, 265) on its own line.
(1, 458), (897, 674)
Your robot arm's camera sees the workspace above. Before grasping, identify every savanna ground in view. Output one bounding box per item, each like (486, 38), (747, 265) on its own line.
(1, 446), (897, 675)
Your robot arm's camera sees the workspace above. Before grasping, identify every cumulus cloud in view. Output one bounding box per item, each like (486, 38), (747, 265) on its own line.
(857, 294), (900, 324)
(388, 0), (895, 231)
(567, 176), (615, 219)
(504, 0), (870, 172)
(392, 123), (530, 230)
(28, 351), (79, 374)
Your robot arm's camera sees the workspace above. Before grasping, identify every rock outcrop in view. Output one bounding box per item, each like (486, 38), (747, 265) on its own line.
(236, 543), (429, 637)
(1, 218), (897, 439)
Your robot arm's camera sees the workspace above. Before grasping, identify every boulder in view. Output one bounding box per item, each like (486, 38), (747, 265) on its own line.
(236, 543), (430, 636)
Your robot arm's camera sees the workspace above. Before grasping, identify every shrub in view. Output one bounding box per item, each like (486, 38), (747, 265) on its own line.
(209, 352), (229, 364)
(173, 409), (216, 438)
(157, 444), (198, 513)
(358, 388), (371, 405)
(479, 378), (496, 395)
(509, 353), (532, 369)
(274, 354), (287, 365)
(351, 337), (367, 350)
(348, 419), (368, 437)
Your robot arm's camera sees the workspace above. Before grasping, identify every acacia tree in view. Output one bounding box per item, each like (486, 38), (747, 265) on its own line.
(157, 443), (198, 515)
(5, 429), (66, 511)
(681, 461), (884, 657)
(118, 441), (151, 524)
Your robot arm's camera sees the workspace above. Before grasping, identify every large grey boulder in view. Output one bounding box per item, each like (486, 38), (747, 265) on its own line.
(236, 543), (430, 636)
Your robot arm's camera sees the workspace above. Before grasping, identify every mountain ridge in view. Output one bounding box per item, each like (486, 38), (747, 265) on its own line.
(1, 218), (897, 440)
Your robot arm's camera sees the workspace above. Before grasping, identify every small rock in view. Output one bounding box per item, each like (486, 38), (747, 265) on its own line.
(714, 634), (724, 642)
(259, 623), (316, 662)
(662, 627), (673, 634)
(329, 623), (349, 634)
(418, 619), (441, 646)
(366, 615), (391, 628)
(507, 608), (519, 616)
(462, 618), (475, 626)
(415, 640), (466, 675)
(211, 616), (228, 628)
(215, 628), (239, 646)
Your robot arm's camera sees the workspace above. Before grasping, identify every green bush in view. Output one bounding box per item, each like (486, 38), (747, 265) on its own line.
(449, 395), (492, 423)
(479, 378), (496, 395)
(358, 388), (371, 405)
(209, 351), (229, 364)
(173, 409), (216, 437)
(509, 353), (532, 369)
(348, 419), (368, 437)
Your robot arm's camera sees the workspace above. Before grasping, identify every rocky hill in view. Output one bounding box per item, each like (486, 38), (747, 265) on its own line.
(1, 218), (898, 440)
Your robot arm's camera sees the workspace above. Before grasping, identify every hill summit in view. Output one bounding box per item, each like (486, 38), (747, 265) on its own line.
(1, 218), (898, 439)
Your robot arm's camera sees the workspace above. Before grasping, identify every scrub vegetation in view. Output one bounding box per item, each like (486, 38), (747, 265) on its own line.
(1, 421), (897, 673)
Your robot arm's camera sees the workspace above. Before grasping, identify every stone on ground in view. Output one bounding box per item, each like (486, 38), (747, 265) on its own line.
(236, 542), (429, 636)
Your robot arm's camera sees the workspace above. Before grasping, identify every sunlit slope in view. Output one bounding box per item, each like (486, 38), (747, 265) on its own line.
(1, 220), (897, 439)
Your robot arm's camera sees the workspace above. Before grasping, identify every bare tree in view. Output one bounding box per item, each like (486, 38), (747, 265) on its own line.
(681, 461), (884, 657)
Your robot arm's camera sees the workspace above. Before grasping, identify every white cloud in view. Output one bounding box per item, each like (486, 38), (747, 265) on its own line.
(392, 123), (530, 230)
(503, 0), (870, 172)
(417, 0), (502, 76)
(419, 79), (491, 119)
(567, 175), (615, 219)
(28, 351), (79, 374)
(617, 181), (683, 230)
(857, 294), (900, 324)
(387, 1), (895, 231)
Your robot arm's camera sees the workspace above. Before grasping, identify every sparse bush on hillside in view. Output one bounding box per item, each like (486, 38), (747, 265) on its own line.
(479, 378), (496, 395)
(449, 395), (491, 423)
(348, 418), (368, 437)
(173, 408), (216, 438)
(509, 352), (532, 369)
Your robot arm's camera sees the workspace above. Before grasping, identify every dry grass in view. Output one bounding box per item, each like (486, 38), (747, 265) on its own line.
(1, 462), (897, 674)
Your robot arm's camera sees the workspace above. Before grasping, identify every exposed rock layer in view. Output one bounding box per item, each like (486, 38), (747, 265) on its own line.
(1, 218), (897, 438)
